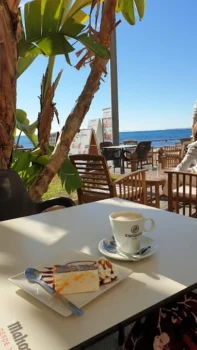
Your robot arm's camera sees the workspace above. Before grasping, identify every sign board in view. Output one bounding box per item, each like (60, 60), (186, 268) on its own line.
(102, 107), (111, 119)
(49, 132), (59, 147)
(87, 118), (103, 148)
(102, 117), (113, 142)
(69, 129), (99, 156)
(102, 108), (113, 142)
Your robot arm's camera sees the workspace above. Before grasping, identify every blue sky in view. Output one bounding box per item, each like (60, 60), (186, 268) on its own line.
(18, 0), (197, 132)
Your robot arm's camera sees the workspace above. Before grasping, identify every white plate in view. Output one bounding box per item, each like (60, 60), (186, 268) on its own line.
(98, 236), (158, 261)
(9, 250), (132, 317)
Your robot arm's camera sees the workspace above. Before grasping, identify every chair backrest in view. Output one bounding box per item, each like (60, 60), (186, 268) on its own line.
(147, 147), (154, 166)
(70, 154), (114, 204)
(100, 142), (113, 149)
(114, 169), (147, 204)
(160, 155), (181, 169)
(163, 145), (181, 151)
(135, 141), (151, 162)
(123, 140), (138, 145)
(162, 145), (181, 157)
(0, 170), (38, 221)
(166, 170), (197, 217)
(100, 143), (120, 161)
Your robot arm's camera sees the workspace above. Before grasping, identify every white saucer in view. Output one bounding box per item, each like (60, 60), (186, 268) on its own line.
(98, 236), (158, 261)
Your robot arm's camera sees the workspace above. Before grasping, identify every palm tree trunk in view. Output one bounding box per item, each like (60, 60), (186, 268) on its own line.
(29, 0), (116, 201)
(0, 0), (21, 168)
(38, 57), (56, 155)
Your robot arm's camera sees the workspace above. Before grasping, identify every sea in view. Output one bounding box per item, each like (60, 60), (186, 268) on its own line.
(17, 128), (192, 149)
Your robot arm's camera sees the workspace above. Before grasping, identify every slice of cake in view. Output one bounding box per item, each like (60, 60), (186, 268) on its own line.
(53, 261), (99, 295)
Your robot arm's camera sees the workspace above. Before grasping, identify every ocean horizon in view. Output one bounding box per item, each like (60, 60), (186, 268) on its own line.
(16, 127), (192, 149)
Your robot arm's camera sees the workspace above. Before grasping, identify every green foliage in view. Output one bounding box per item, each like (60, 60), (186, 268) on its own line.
(22, 164), (43, 188)
(134, 0), (146, 19)
(12, 151), (31, 173)
(11, 149), (81, 194)
(58, 157), (82, 194)
(16, 109), (38, 146)
(120, 0), (146, 25)
(17, 56), (37, 78)
(17, 0), (146, 76)
(18, 0), (110, 60)
(77, 33), (110, 58)
(13, 0), (146, 199)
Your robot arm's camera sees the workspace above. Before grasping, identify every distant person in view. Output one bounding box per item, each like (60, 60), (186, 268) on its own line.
(191, 101), (197, 140)
(175, 122), (197, 172)
(192, 101), (197, 128)
(162, 123), (197, 196)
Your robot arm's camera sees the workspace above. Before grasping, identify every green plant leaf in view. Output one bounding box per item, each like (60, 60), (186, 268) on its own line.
(116, 0), (121, 12)
(53, 69), (63, 91)
(58, 157), (82, 194)
(19, 0), (111, 61)
(16, 109), (38, 146)
(134, 0), (146, 19)
(30, 154), (49, 166)
(35, 35), (74, 56)
(42, 56), (55, 98)
(30, 147), (42, 157)
(18, 38), (44, 57)
(60, 0), (73, 26)
(42, 0), (64, 35)
(72, 9), (88, 23)
(121, 0), (135, 25)
(65, 53), (72, 65)
(60, 17), (85, 37)
(24, 0), (42, 40)
(12, 152), (31, 172)
(23, 164), (43, 188)
(17, 56), (37, 78)
(77, 33), (110, 58)
(41, 0), (48, 17)
(12, 150), (24, 162)
(64, 0), (91, 21)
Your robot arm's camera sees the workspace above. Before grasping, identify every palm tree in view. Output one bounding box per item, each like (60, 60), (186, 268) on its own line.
(0, 0), (146, 201)
(0, 0), (21, 169)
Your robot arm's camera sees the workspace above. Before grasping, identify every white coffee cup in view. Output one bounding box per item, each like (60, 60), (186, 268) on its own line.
(109, 211), (155, 255)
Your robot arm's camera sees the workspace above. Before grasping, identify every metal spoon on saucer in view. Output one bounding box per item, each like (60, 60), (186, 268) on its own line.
(103, 238), (152, 257)
(24, 267), (83, 316)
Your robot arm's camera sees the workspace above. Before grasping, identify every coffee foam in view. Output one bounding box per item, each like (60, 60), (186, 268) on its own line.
(112, 212), (142, 221)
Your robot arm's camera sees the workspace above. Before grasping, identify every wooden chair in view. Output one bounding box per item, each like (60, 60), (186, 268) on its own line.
(124, 141), (152, 170)
(0, 170), (75, 221)
(147, 147), (154, 167)
(158, 146), (181, 169)
(160, 155), (181, 169)
(70, 154), (147, 205)
(166, 170), (197, 217)
(163, 145), (181, 153)
(100, 142), (121, 172)
(123, 140), (138, 170)
(123, 140), (138, 145)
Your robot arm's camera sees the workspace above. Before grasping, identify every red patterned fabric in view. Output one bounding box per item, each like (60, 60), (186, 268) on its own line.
(122, 292), (197, 350)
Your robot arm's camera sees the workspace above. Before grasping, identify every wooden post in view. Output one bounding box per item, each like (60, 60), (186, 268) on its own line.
(110, 25), (119, 147)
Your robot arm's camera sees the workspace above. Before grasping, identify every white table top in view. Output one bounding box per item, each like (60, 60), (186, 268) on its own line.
(101, 144), (136, 149)
(1, 198), (197, 350)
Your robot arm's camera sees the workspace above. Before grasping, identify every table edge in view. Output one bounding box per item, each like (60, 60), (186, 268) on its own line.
(71, 282), (197, 350)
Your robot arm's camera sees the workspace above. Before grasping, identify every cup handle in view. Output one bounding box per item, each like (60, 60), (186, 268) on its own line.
(143, 218), (155, 232)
